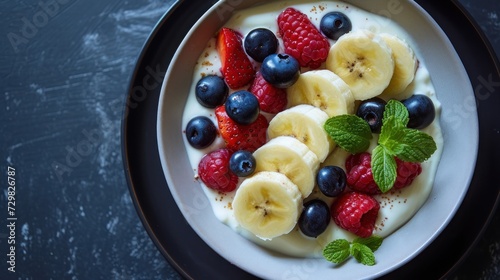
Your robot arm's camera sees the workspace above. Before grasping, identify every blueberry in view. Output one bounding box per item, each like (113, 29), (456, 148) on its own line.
(316, 166), (347, 197)
(244, 28), (279, 63)
(260, 53), (300, 88)
(298, 199), (331, 238)
(320, 11), (352, 40)
(195, 75), (229, 108)
(356, 97), (387, 134)
(185, 116), (217, 149)
(225, 90), (260, 125)
(229, 150), (256, 177)
(402, 94), (436, 129)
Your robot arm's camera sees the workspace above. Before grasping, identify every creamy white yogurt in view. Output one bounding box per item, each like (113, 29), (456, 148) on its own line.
(181, 0), (443, 258)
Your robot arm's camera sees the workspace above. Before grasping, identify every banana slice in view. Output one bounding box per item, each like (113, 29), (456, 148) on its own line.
(267, 104), (334, 162)
(326, 29), (395, 101)
(233, 171), (303, 240)
(253, 136), (319, 197)
(379, 33), (418, 99)
(287, 70), (354, 117)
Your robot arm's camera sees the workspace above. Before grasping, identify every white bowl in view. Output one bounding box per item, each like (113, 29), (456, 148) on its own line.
(157, 0), (478, 278)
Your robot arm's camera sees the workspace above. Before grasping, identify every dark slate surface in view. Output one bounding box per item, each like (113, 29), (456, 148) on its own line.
(0, 0), (498, 279)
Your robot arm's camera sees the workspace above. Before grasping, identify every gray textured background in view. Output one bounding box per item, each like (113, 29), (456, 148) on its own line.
(1, 0), (498, 279)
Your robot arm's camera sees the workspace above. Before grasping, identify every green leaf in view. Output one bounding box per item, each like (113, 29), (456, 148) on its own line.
(350, 243), (376, 266)
(378, 100), (437, 165)
(324, 237), (383, 266)
(383, 99), (409, 126)
(323, 239), (351, 264)
(371, 145), (397, 193)
(378, 116), (406, 147)
(389, 128), (437, 162)
(324, 115), (372, 154)
(353, 236), (384, 252)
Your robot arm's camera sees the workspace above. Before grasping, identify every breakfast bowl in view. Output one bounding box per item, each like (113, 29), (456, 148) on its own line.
(154, 0), (479, 278)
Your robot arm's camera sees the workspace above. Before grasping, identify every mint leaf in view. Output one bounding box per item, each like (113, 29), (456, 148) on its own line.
(324, 237), (383, 266)
(323, 239), (351, 264)
(350, 243), (376, 266)
(383, 99), (409, 126)
(324, 115), (372, 154)
(389, 128), (437, 162)
(372, 145), (397, 193)
(353, 236), (384, 252)
(376, 99), (437, 193)
(380, 100), (436, 162)
(379, 116), (406, 147)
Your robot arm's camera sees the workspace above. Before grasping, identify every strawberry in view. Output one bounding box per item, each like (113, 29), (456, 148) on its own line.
(249, 72), (287, 114)
(217, 27), (256, 89)
(277, 7), (330, 69)
(215, 106), (268, 152)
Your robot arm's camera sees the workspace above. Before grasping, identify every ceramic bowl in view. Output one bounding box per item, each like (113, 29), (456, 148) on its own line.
(157, 0), (478, 278)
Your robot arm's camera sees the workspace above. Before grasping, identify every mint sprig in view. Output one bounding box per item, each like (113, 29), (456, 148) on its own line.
(324, 99), (437, 193)
(323, 236), (383, 266)
(324, 115), (372, 154)
(373, 100), (437, 191)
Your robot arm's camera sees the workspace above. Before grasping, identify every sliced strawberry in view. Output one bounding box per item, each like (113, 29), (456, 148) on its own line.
(217, 27), (256, 89)
(215, 106), (268, 152)
(249, 72), (288, 114)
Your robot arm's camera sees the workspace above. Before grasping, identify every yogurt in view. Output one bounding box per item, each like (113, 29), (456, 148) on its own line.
(181, 0), (443, 258)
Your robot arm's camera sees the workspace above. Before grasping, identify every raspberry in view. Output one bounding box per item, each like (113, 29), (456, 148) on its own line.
(249, 72), (287, 114)
(345, 153), (423, 194)
(197, 148), (238, 192)
(394, 158), (422, 189)
(331, 191), (380, 238)
(277, 7), (330, 69)
(346, 153), (381, 195)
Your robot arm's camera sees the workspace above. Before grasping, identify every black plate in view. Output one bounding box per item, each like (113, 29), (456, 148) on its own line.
(122, 0), (500, 279)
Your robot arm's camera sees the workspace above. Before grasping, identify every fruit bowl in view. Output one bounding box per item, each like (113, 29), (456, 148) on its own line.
(156, 0), (478, 278)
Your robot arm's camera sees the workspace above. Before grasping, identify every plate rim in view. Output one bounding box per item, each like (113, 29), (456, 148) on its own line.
(433, 0), (500, 274)
(121, 0), (194, 277)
